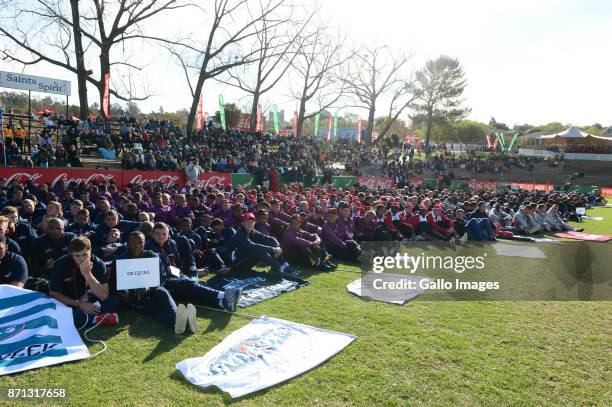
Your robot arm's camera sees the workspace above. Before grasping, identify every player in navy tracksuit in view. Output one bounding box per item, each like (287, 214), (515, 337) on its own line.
(92, 210), (140, 245)
(1, 206), (38, 258)
(146, 222), (241, 311)
(29, 218), (77, 278)
(176, 217), (230, 274)
(49, 236), (119, 327)
(110, 232), (179, 329)
(0, 235), (28, 287)
(231, 213), (298, 278)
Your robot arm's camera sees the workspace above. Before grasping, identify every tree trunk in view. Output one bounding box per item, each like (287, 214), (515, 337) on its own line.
(296, 97), (307, 138)
(424, 110), (433, 156)
(366, 104), (375, 144)
(70, 0), (88, 120)
(249, 91), (260, 133)
(186, 65), (208, 135)
(99, 46), (110, 120)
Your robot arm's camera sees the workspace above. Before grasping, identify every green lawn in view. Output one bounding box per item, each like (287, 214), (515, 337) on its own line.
(3, 205), (611, 407)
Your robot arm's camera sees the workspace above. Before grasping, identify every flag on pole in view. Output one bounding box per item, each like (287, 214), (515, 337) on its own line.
(357, 120), (362, 143)
(196, 94), (203, 131)
(506, 132), (519, 152)
(485, 132), (491, 148)
(333, 112), (338, 139)
(219, 95), (226, 131)
(497, 132), (506, 150)
(293, 111), (298, 137)
(314, 113), (320, 138)
(102, 73), (110, 118)
(273, 105), (279, 134)
(256, 104), (262, 132)
(327, 115), (333, 142)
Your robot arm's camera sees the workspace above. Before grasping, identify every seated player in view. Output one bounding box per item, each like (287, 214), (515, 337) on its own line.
(453, 208), (496, 241)
(67, 208), (97, 236)
(0, 215), (23, 255)
(232, 212), (298, 278)
(321, 208), (362, 262)
(29, 218), (77, 278)
(111, 231), (195, 334)
(1, 205), (38, 258)
(49, 236), (119, 327)
(0, 235), (28, 287)
(92, 209), (140, 245)
(425, 204), (457, 241)
(512, 206), (542, 235)
(146, 223), (242, 311)
(281, 214), (336, 271)
(94, 228), (127, 261)
(177, 217), (230, 274)
(546, 204), (582, 232)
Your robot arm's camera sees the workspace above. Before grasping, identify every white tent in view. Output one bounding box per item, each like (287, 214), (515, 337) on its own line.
(539, 127), (612, 141)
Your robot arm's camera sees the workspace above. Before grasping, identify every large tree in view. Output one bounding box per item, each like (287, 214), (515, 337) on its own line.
(0, 0), (190, 119)
(412, 55), (470, 155)
(217, 3), (311, 133)
(342, 45), (415, 143)
(289, 25), (349, 137)
(166, 0), (288, 134)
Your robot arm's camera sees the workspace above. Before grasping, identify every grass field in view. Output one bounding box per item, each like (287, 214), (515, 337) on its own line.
(3, 205), (611, 407)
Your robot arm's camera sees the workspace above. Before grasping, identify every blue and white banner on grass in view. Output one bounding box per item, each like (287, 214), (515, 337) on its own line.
(176, 316), (356, 398)
(0, 286), (89, 375)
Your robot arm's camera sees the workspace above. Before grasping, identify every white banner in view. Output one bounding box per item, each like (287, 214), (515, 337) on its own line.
(0, 71), (71, 96)
(0, 286), (89, 376)
(115, 257), (160, 290)
(176, 316), (356, 398)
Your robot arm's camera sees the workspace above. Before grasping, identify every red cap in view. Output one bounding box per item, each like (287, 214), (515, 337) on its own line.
(242, 213), (256, 221)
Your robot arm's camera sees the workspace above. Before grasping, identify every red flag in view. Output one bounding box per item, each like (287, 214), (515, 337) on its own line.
(357, 121), (362, 143)
(485, 132), (491, 148)
(493, 138), (499, 150)
(196, 94), (203, 130)
(102, 73), (110, 118)
(256, 104), (263, 132)
(294, 111), (298, 137)
(327, 115), (333, 141)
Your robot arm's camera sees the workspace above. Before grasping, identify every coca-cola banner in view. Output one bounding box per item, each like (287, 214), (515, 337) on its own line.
(355, 177), (395, 190)
(0, 168), (119, 188)
(510, 182), (553, 192)
(467, 180), (499, 190)
(121, 170), (184, 188)
(195, 172), (231, 190)
(0, 167), (230, 190)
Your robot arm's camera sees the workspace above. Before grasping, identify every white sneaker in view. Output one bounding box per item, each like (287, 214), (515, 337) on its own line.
(186, 303), (198, 333)
(175, 304), (187, 334)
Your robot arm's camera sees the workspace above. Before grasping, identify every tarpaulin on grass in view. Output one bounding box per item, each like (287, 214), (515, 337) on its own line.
(176, 316), (355, 398)
(0, 286), (90, 376)
(347, 273), (432, 305)
(492, 243), (547, 258)
(205, 272), (308, 307)
(554, 231), (612, 242)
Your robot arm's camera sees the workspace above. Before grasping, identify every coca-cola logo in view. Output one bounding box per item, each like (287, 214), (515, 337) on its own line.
(2, 172), (43, 187)
(51, 173), (116, 188)
(130, 174), (180, 186)
(357, 177), (394, 190)
(195, 175), (229, 190)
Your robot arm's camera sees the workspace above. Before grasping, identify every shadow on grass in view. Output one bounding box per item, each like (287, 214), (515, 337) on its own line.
(121, 310), (188, 362)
